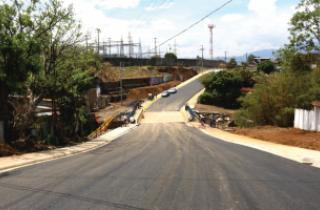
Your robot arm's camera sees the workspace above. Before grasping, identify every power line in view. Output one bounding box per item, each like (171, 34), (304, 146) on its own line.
(158, 0), (233, 47)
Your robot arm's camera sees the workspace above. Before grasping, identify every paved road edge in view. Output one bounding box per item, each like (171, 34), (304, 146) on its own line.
(184, 90), (320, 168)
(135, 69), (216, 123)
(0, 125), (138, 173)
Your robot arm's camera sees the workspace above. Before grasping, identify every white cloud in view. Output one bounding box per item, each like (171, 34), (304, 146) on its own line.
(68, 0), (141, 10)
(248, 0), (277, 15)
(145, 2), (175, 11)
(61, 0), (297, 58)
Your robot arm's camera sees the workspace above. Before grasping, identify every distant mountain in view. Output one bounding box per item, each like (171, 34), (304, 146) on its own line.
(215, 49), (277, 63)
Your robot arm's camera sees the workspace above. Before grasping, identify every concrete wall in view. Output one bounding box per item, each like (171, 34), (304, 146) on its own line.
(0, 121), (4, 143)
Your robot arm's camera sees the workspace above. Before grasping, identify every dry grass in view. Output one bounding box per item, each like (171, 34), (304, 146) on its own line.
(195, 104), (237, 115)
(232, 126), (320, 151)
(97, 63), (162, 82)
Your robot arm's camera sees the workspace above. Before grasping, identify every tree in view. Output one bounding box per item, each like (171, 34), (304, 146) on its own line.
(29, 0), (100, 144)
(235, 70), (319, 127)
(150, 55), (160, 66)
(289, 0), (320, 52)
(226, 58), (237, 69)
(247, 54), (256, 64)
(164, 53), (177, 66)
(257, 60), (276, 74)
(200, 71), (243, 109)
(0, 0), (100, 145)
(0, 0), (42, 143)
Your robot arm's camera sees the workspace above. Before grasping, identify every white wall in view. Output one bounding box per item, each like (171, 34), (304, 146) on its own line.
(294, 108), (320, 132)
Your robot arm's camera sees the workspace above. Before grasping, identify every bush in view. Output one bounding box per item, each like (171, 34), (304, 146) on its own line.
(226, 58), (237, 69)
(200, 71), (243, 109)
(198, 91), (214, 105)
(234, 109), (255, 128)
(235, 70), (319, 127)
(236, 69), (255, 87)
(257, 60), (276, 74)
(164, 53), (177, 66)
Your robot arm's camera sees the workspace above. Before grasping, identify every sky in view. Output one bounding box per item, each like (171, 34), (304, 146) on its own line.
(62, 0), (301, 58)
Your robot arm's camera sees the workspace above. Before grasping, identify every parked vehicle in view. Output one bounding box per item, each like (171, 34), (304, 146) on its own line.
(168, 88), (177, 94)
(161, 91), (170, 97)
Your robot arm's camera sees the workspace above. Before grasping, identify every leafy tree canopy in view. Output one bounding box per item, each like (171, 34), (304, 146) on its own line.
(289, 0), (320, 52)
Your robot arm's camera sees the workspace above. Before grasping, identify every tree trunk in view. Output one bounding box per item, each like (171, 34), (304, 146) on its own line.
(0, 83), (10, 144)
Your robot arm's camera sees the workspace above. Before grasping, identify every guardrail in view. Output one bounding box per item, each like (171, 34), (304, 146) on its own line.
(88, 112), (120, 139)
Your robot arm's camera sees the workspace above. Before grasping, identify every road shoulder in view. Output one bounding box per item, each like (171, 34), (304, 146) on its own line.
(188, 122), (320, 168)
(0, 125), (137, 172)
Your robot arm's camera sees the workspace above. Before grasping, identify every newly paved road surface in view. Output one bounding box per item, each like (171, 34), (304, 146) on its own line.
(1, 77), (320, 210)
(148, 79), (204, 111)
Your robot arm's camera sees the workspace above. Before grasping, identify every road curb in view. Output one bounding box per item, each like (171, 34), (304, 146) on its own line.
(0, 125), (138, 173)
(182, 79), (320, 168)
(196, 127), (320, 168)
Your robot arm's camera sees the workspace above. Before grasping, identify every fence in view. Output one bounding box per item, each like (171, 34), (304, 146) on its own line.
(294, 109), (320, 132)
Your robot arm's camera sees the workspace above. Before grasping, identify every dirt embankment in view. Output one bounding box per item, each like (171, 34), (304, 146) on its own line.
(97, 63), (198, 83)
(232, 126), (320, 151)
(158, 66), (197, 81)
(128, 81), (181, 101)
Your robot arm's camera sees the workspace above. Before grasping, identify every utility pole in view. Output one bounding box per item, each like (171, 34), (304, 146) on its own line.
(96, 28), (101, 54)
(154, 37), (158, 57)
(85, 34), (89, 49)
(200, 45), (205, 73)
(138, 38), (142, 59)
(224, 51), (228, 63)
(174, 40), (177, 56)
(119, 62), (124, 105)
(108, 37), (112, 56)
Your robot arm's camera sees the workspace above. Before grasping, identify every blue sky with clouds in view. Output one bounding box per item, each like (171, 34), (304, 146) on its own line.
(63, 0), (301, 58)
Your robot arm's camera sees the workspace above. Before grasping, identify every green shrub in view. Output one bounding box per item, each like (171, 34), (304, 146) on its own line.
(226, 58), (237, 69)
(274, 107), (295, 127)
(198, 91), (214, 105)
(257, 60), (276, 74)
(234, 109), (255, 128)
(236, 70), (319, 127)
(200, 71), (243, 109)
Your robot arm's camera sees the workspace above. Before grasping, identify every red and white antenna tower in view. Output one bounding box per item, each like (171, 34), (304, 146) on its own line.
(208, 24), (215, 60)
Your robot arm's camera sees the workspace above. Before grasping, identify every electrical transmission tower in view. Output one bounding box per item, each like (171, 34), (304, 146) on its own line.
(208, 24), (215, 60)
(128, 32), (134, 58)
(138, 39), (142, 58)
(154, 37), (158, 57)
(120, 37), (124, 57)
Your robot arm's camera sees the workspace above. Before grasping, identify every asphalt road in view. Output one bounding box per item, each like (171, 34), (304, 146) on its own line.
(148, 79), (204, 111)
(1, 78), (320, 210)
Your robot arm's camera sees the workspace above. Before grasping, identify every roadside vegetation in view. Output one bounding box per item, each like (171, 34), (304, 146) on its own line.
(200, 0), (320, 129)
(0, 0), (100, 152)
